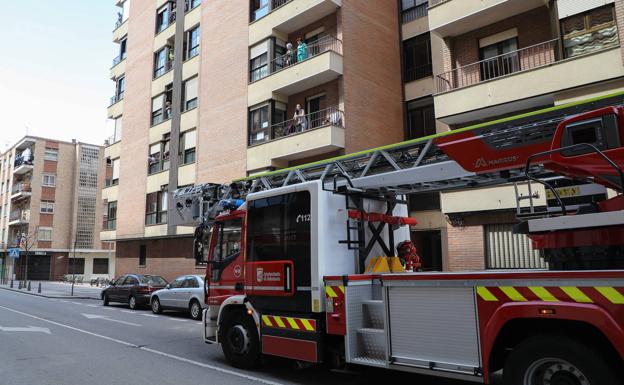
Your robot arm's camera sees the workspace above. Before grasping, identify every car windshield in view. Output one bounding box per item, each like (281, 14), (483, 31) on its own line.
(139, 275), (167, 285)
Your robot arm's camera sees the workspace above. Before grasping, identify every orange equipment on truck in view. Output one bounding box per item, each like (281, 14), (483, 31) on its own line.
(172, 92), (624, 385)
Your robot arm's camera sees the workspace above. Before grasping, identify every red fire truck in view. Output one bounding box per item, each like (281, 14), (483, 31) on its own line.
(172, 92), (624, 384)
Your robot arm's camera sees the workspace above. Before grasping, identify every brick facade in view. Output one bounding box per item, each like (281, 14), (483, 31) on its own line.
(446, 223), (485, 271)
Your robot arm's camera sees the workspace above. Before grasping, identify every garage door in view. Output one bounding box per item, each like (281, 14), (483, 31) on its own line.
(485, 224), (546, 269)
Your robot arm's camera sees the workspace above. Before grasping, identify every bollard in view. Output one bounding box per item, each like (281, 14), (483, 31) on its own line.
(18, 281), (22, 290)
(37, 282), (42, 293)
(10, 279), (13, 288)
(27, 281), (31, 291)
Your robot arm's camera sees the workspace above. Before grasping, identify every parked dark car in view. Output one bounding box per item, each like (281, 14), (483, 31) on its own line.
(102, 274), (168, 309)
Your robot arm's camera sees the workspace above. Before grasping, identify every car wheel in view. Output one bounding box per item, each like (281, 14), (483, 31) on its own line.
(151, 297), (162, 314)
(129, 295), (137, 310)
(103, 293), (110, 306)
(503, 334), (619, 385)
(221, 309), (260, 369)
(189, 300), (202, 320)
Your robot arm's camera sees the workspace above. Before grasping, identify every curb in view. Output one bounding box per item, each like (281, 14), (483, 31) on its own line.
(0, 286), (101, 300)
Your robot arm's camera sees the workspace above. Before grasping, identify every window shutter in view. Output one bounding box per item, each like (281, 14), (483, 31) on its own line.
(185, 78), (198, 103)
(152, 94), (164, 113)
(184, 131), (196, 150)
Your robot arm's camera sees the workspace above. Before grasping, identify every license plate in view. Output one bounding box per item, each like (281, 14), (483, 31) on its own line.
(546, 186), (580, 200)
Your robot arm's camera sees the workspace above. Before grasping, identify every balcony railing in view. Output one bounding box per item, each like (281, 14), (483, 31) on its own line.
(402, 3), (428, 24)
(249, 106), (344, 146)
(250, 0), (293, 22)
(112, 53), (126, 67)
(436, 39), (559, 93)
(405, 63), (433, 82)
(251, 35), (342, 82)
(114, 17), (124, 30)
(104, 219), (117, 231)
(11, 182), (31, 195)
(154, 60), (173, 78)
(14, 154), (34, 168)
(110, 92), (124, 106)
(9, 210), (30, 223)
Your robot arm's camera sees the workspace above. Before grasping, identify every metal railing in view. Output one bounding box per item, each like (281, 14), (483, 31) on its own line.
(402, 3), (428, 23)
(14, 155), (34, 168)
(110, 92), (124, 106)
(436, 39), (559, 93)
(251, 35), (342, 83)
(154, 59), (173, 78)
(104, 219), (117, 231)
(249, 106), (344, 146)
(114, 17), (124, 30)
(112, 53), (126, 67)
(11, 182), (31, 195)
(251, 0), (293, 22)
(405, 63), (433, 82)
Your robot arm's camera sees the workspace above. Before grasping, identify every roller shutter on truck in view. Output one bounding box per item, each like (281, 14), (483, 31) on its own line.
(485, 224), (546, 269)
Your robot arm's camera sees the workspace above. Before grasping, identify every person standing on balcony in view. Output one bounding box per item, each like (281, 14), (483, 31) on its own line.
(296, 37), (308, 62)
(285, 42), (294, 66)
(294, 104), (307, 132)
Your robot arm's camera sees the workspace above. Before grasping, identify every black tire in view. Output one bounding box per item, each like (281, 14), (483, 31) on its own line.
(503, 334), (619, 385)
(220, 310), (260, 369)
(151, 297), (162, 314)
(189, 300), (202, 320)
(102, 293), (110, 306)
(128, 295), (137, 310)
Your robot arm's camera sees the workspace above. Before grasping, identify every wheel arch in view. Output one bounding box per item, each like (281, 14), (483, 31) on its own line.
(485, 304), (623, 376)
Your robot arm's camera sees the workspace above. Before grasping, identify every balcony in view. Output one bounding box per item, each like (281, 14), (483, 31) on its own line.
(247, 106), (344, 170)
(249, 0), (341, 45)
(9, 210), (30, 226)
(248, 36), (343, 105)
(11, 182), (31, 201)
(108, 92), (124, 118)
(113, 18), (128, 43)
(434, 42), (624, 122)
(428, 0), (547, 37)
(110, 54), (126, 80)
(13, 157), (34, 175)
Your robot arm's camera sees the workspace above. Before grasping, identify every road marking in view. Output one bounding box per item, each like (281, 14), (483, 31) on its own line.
(81, 313), (141, 327)
(0, 325), (51, 334)
(141, 314), (159, 318)
(0, 304), (285, 385)
(170, 318), (188, 322)
(71, 302), (83, 305)
(121, 310), (135, 314)
(86, 304), (98, 308)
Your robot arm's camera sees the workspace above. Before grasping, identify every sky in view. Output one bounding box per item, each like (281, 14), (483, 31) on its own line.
(0, 0), (118, 152)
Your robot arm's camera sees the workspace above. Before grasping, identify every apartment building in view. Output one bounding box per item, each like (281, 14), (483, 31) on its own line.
(106, 0), (624, 278)
(0, 137), (112, 282)
(105, 0), (404, 280)
(400, 0), (624, 270)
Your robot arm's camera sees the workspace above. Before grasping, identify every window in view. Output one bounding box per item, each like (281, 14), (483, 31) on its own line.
(44, 148), (58, 161)
(403, 33), (432, 82)
(401, 0), (428, 23)
(248, 104), (269, 145)
(188, 0), (201, 10)
(170, 277), (185, 288)
(250, 0), (270, 22)
(42, 174), (56, 187)
(151, 94), (165, 125)
(182, 77), (198, 110)
(156, 3), (171, 33)
(186, 25), (200, 59)
(561, 5), (617, 58)
(139, 246), (147, 266)
(124, 275), (139, 285)
(38, 228), (52, 241)
(179, 130), (196, 164)
(185, 277), (200, 288)
(406, 99), (436, 140)
(93, 258), (109, 274)
(68, 258), (85, 274)
(145, 189), (168, 225)
(148, 135), (170, 174)
(111, 158), (120, 185)
(114, 117), (123, 142)
(40, 201), (55, 214)
(154, 47), (170, 78)
(106, 201), (117, 230)
(119, 36), (127, 61)
(249, 41), (269, 81)
(115, 76), (125, 101)
(306, 94), (326, 129)
(479, 37), (519, 81)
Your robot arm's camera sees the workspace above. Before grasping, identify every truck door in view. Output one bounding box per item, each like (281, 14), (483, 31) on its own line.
(207, 217), (244, 300)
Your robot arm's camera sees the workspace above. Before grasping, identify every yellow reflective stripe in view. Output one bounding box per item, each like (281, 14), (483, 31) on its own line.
(300, 319), (315, 331)
(273, 316), (285, 328)
(529, 286), (559, 302)
(595, 287), (624, 304)
(338, 285), (345, 294)
(261, 315), (273, 327)
(561, 286), (593, 303)
(325, 286), (338, 298)
(500, 286), (528, 302)
(286, 317), (300, 329)
(477, 286), (498, 302)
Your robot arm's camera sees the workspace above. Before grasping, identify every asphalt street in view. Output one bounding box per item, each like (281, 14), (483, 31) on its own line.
(0, 289), (497, 385)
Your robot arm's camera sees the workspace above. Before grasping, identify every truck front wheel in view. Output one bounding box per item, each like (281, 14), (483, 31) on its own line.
(503, 334), (618, 385)
(221, 310), (260, 369)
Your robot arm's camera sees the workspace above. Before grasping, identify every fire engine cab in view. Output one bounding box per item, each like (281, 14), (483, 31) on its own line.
(172, 92), (624, 385)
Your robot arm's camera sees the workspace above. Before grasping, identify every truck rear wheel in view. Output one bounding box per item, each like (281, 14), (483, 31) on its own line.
(221, 310), (260, 369)
(503, 334), (618, 385)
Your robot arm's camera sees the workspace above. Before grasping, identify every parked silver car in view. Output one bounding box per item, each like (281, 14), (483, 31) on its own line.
(150, 275), (206, 320)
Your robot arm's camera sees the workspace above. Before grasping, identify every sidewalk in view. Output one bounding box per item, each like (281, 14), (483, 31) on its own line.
(0, 280), (103, 300)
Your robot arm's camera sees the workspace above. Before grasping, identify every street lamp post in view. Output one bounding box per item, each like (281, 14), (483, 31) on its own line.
(71, 238), (78, 297)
